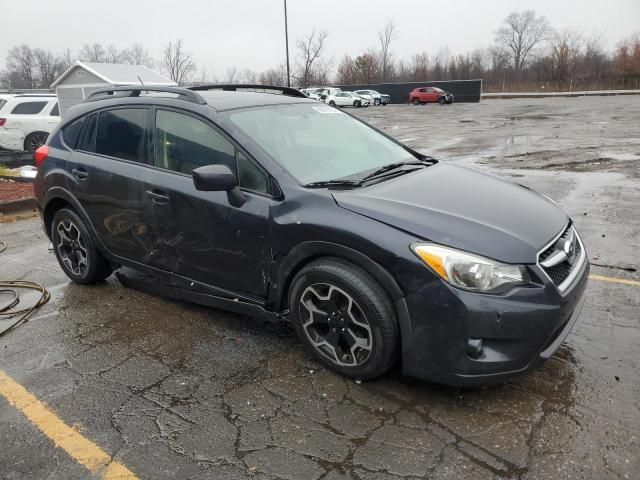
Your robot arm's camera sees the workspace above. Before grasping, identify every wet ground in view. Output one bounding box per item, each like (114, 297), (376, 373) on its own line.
(1, 96), (639, 479)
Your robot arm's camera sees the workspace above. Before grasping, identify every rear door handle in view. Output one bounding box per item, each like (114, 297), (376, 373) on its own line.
(145, 190), (170, 204)
(71, 168), (88, 180)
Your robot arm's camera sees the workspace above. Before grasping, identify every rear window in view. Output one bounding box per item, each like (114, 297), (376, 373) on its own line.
(62, 117), (84, 149)
(11, 101), (47, 114)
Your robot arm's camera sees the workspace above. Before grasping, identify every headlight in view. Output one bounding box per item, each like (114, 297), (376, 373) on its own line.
(411, 243), (530, 293)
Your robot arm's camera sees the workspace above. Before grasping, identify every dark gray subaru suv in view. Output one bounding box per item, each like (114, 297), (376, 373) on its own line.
(33, 85), (589, 386)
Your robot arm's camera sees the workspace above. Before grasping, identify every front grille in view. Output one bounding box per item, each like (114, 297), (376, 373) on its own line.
(539, 224), (582, 288)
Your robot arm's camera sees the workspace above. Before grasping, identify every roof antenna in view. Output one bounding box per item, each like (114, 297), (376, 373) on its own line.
(138, 76), (145, 86)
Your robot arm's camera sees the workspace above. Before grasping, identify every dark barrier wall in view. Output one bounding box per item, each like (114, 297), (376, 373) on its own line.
(333, 79), (482, 104)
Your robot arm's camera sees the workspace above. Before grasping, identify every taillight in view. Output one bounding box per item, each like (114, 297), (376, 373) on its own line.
(0, 118), (6, 127)
(34, 145), (50, 168)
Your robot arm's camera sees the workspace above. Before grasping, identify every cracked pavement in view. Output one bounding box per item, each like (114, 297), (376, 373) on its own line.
(1, 96), (639, 479)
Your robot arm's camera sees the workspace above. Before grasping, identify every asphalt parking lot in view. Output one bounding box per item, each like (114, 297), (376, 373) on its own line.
(1, 96), (639, 479)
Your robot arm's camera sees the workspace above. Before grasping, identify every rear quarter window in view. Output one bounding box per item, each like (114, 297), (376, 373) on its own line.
(11, 101), (47, 114)
(62, 117), (84, 149)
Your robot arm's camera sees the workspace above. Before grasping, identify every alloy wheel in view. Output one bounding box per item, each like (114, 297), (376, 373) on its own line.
(56, 219), (88, 276)
(298, 283), (373, 367)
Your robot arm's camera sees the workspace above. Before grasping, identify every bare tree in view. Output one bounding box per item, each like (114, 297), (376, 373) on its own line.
(162, 39), (197, 84)
(105, 45), (122, 63)
(80, 43), (106, 63)
(378, 19), (397, 82)
(6, 45), (36, 88)
(354, 51), (379, 84)
(61, 48), (75, 70)
(295, 29), (329, 87)
(581, 34), (607, 80)
(550, 30), (583, 83)
(242, 69), (258, 84)
(258, 64), (288, 85)
(495, 11), (552, 72)
(123, 44), (153, 67)
(34, 49), (63, 87)
(195, 66), (212, 84)
(431, 47), (450, 80)
(409, 52), (429, 81)
(225, 66), (241, 83)
(336, 54), (357, 84)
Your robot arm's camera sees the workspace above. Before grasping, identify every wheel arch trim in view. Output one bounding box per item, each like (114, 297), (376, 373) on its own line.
(271, 241), (413, 353)
(42, 188), (107, 254)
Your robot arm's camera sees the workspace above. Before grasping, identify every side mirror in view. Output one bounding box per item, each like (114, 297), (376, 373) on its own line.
(192, 164), (245, 207)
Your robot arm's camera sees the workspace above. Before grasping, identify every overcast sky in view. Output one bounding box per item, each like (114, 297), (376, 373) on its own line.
(3, 0), (639, 77)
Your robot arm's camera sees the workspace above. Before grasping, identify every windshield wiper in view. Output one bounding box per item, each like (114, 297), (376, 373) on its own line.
(359, 160), (430, 183)
(304, 179), (362, 189)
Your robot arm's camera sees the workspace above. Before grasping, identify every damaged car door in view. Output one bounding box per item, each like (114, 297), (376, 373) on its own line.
(142, 108), (272, 298)
(67, 107), (153, 262)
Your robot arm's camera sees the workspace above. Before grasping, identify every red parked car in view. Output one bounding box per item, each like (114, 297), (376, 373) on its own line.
(409, 87), (454, 105)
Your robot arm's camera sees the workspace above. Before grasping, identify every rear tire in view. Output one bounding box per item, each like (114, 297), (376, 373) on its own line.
(24, 131), (49, 152)
(51, 208), (113, 284)
(288, 258), (398, 380)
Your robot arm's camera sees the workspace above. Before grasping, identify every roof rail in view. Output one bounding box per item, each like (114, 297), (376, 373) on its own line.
(86, 86), (207, 104)
(188, 84), (307, 98)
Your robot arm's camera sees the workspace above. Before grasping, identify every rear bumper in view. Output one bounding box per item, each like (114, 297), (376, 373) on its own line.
(0, 128), (25, 151)
(400, 256), (589, 386)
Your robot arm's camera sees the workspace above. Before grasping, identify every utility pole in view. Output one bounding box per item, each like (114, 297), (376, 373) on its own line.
(284, 0), (291, 87)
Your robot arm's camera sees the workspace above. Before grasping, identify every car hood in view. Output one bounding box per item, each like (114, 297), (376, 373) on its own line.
(332, 163), (568, 264)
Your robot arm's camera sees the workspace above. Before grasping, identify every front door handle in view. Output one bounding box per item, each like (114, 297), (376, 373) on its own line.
(145, 190), (170, 204)
(71, 168), (88, 180)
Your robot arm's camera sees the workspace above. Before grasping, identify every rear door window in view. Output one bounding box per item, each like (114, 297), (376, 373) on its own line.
(50, 103), (60, 116)
(95, 108), (148, 162)
(11, 101), (47, 114)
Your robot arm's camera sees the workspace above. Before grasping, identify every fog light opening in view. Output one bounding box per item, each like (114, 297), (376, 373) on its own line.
(467, 338), (484, 359)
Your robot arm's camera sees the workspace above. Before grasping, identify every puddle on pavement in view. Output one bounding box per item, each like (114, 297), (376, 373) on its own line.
(505, 135), (544, 145)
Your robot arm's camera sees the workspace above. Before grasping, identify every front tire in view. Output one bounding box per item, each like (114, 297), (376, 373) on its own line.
(289, 258), (398, 380)
(329, 100), (336, 107)
(52, 208), (113, 284)
(438, 97), (446, 105)
(411, 98), (420, 105)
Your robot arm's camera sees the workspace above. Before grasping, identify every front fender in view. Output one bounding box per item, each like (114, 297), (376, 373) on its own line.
(270, 240), (414, 355)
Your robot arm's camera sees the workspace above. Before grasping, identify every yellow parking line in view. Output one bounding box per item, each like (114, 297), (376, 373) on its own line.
(0, 369), (137, 479)
(589, 274), (640, 288)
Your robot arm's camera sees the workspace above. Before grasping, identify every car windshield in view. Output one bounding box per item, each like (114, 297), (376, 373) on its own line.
(228, 103), (416, 185)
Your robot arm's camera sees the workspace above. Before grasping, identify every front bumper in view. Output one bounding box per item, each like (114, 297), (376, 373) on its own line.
(400, 254), (589, 386)
(0, 128), (25, 151)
